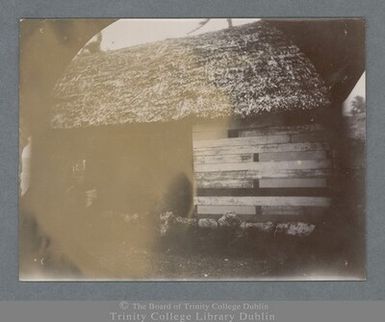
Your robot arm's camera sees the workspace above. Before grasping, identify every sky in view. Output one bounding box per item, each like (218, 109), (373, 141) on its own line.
(98, 19), (260, 51)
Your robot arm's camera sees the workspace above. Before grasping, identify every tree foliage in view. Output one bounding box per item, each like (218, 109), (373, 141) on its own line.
(351, 95), (365, 115)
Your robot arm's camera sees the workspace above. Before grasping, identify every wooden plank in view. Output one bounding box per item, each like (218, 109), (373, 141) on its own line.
(290, 132), (330, 143)
(261, 206), (326, 216)
(193, 142), (330, 156)
(195, 178), (254, 189)
(193, 124), (326, 141)
(258, 150), (327, 162)
(194, 168), (331, 181)
(193, 135), (291, 149)
(196, 205), (257, 215)
(195, 177), (328, 189)
(194, 151), (328, 164)
(195, 196), (331, 207)
(238, 124), (323, 137)
(194, 159), (331, 173)
(194, 153), (254, 164)
(251, 214), (326, 223)
(194, 213), (325, 224)
(259, 178), (328, 188)
(193, 122), (323, 133)
(196, 205), (322, 219)
(196, 187), (330, 197)
(196, 214), (259, 221)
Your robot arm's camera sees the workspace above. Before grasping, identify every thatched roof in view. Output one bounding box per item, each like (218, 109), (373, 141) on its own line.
(51, 21), (330, 129)
(268, 19), (365, 104)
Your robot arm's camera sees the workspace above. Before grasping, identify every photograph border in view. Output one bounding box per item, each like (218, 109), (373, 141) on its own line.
(18, 17), (366, 282)
(1, 0), (384, 301)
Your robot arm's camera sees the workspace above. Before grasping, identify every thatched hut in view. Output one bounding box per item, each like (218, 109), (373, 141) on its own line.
(50, 21), (333, 225)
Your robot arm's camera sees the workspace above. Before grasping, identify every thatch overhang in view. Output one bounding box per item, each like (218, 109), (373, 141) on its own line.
(267, 19), (365, 104)
(51, 21), (330, 129)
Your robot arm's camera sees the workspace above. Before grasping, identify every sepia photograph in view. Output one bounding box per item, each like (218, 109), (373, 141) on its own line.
(19, 18), (365, 281)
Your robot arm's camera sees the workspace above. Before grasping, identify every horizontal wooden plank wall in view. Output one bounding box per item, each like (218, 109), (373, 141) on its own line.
(192, 120), (332, 223)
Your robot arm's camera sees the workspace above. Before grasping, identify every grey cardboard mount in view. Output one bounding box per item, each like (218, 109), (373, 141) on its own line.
(1, 0), (384, 301)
